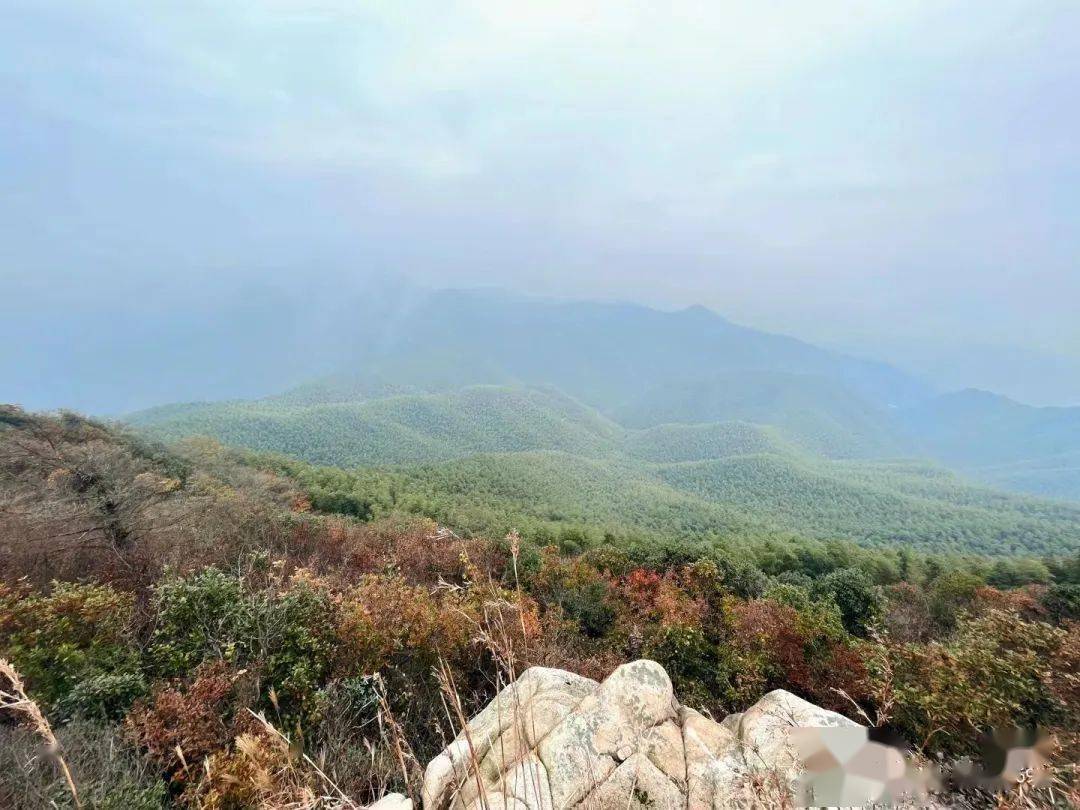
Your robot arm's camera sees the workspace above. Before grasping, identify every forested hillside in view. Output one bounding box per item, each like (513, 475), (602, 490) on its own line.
(620, 421), (792, 463)
(251, 450), (1080, 557)
(614, 371), (909, 458)
(130, 383), (1080, 556)
(131, 386), (622, 466)
(656, 455), (1080, 555)
(121, 289), (1080, 508)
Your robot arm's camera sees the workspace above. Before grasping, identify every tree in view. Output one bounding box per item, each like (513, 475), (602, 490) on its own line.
(898, 548), (912, 582)
(813, 567), (880, 637)
(927, 570), (982, 632)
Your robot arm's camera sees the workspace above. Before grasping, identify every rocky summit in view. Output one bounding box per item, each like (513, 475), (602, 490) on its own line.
(371, 659), (862, 809)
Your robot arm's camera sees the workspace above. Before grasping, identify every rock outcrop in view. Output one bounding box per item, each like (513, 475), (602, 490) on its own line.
(421, 659), (858, 809)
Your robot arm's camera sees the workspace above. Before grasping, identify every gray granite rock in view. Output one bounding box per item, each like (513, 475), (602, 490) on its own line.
(420, 660), (861, 809)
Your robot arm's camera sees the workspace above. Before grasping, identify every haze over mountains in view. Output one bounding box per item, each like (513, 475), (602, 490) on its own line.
(3, 0), (1078, 564)
(123, 287), (1080, 557)
(834, 338), (1080, 409)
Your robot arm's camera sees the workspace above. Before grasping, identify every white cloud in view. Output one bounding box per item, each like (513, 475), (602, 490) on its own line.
(3, 0), (1079, 354)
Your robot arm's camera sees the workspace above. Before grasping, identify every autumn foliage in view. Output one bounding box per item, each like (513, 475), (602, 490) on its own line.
(0, 408), (1077, 807)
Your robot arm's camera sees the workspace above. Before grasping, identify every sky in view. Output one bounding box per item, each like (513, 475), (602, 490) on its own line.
(3, 0), (1080, 408)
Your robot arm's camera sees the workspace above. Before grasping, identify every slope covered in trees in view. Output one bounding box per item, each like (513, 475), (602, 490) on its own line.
(261, 451), (1080, 557)
(620, 420), (792, 463)
(130, 386), (623, 466)
(657, 455), (1080, 555)
(130, 383), (1080, 557)
(614, 371), (909, 458)
(120, 289), (1080, 505)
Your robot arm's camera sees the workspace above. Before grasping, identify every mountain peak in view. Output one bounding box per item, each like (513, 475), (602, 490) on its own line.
(679, 303), (720, 319)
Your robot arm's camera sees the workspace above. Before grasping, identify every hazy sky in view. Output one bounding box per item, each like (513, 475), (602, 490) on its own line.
(4, 1), (1079, 380)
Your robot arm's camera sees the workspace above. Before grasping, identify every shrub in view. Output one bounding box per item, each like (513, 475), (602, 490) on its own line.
(148, 566), (337, 719)
(0, 581), (140, 712)
(125, 661), (255, 786)
(926, 570), (982, 632)
(53, 672), (148, 723)
(881, 608), (1066, 753)
(880, 582), (933, 643)
(812, 567), (881, 637)
(1041, 583), (1080, 624)
(727, 599), (801, 703)
(970, 584), (1044, 620)
(338, 516), (508, 587)
(641, 624), (725, 708)
(313, 675), (382, 735)
(765, 581), (847, 649)
(255, 578), (338, 717)
(308, 487), (374, 519)
(1048, 622), (1080, 715)
(528, 550), (618, 639)
(621, 568), (707, 629)
(561, 581), (618, 638)
(148, 568), (251, 677)
(986, 558), (1051, 588)
(580, 545), (634, 578)
(727, 596), (861, 709)
(334, 574), (475, 677)
(712, 556), (767, 599)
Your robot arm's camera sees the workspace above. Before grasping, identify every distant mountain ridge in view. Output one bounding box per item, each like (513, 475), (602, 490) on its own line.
(348, 289), (931, 412)
(901, 388), (1080, 500)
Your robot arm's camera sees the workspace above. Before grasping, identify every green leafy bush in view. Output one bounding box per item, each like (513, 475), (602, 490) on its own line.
(0, 582), (141, 711)
(641, 624), (726, 708)
(812, 567), (881, 637)
(53, 672), (148, 722)
(148, 566), (337, 718)
(881, 608), (1067, 753)
(148, 568), (251, 676)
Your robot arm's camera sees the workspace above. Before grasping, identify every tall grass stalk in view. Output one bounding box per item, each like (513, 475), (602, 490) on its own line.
(0, 658), (82, 809)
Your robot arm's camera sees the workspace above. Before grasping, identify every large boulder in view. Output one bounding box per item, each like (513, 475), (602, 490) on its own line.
(421, 659), (860, 809)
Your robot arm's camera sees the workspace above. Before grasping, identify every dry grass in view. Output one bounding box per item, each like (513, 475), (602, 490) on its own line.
(0, 720), (165, 810)
(0, 658), (82, 808)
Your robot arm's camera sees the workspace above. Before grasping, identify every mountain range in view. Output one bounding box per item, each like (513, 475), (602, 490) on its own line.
(126, 289), (1080, 557)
